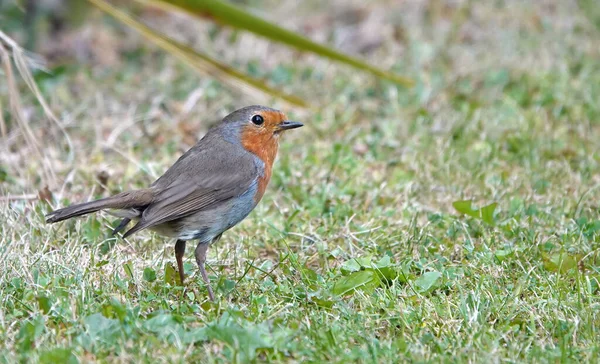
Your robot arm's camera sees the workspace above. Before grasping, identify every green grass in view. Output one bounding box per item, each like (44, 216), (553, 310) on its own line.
(2, 0), (600, 362)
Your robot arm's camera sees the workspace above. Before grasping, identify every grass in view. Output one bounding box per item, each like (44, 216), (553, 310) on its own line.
(2, 0), (600, 362)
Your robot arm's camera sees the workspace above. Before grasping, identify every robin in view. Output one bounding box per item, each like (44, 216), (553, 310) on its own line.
(46, 105), (303, 301)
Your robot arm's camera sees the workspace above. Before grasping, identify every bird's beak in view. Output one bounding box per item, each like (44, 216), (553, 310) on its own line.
(277, 120), (304, 131)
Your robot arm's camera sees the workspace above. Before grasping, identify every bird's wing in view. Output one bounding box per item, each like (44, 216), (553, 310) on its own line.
(123, 139), (258, 237)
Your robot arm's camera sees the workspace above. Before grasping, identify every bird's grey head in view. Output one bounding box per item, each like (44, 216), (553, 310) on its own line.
(218, 105), (303, 142)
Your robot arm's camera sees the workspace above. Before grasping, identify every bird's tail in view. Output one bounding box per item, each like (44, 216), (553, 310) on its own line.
(46, 189), (155, 223)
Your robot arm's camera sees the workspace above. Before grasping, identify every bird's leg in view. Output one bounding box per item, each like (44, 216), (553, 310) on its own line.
(175, 240), (186, 285)
(195, 241), (214, 301)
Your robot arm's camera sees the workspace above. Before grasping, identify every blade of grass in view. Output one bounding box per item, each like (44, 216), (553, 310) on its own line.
(0, 35), (56, 185)
(139, 0), (414, 87)
(0, 31), (76, 166)
(87, 0), (308, 108)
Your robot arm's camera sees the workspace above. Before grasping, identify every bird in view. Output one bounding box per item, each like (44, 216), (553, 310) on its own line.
(46, 105), (303, 301)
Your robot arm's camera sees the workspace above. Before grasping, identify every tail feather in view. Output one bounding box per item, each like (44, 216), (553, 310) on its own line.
(46, 197), (118, 223)
(46, 190), (154, 224)
(112, 218), (132, 236)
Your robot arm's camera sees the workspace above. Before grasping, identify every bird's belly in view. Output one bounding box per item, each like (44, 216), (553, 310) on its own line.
(158, 183), (259, 242)
(147, 223), (181, 238)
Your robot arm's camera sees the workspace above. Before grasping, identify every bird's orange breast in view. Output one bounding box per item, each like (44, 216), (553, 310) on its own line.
(241, 129), (279, 203)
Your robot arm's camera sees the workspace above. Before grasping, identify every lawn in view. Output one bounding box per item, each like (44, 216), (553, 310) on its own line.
(1, 0), (600, 362)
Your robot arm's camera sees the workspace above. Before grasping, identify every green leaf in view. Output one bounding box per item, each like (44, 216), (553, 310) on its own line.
(479, 203), (497, 224)
(374, 255), (398, 281)
(340, 258), (362, 274)
(83, 313), (121, 343)
(203, 312), (275, 362)
(88, 0), (307, 107)
(508, 197), (524, 216)
(142, 312), (209, 344)
(375, 255), (392, 268)
(310, 296), (335, 309)
(17, 316), (45, 352)
(139, 0), (413, 87)
(452, 200), (497, 225)
(95, 259), (109, 267)
(542, 253), (582, 274)
(143, 267), (157, 282)
(123, 261), (134, 280)
(302, 266), (319, 284)
(414, 271), (442, 294)
(83, 218), (102, 243)
(36, 295), (52, 314)
(339, 256), (399, 284)
(164, 263), (177, 285)
(183, 327), (209, 344)
(104, 298), (127, 322)
(39, 348), (78, 364)
(494, 249), (514, 262)
(332, 270), (381, 296)
(452, 200), (477, 217)
(143, 313), (180, 335)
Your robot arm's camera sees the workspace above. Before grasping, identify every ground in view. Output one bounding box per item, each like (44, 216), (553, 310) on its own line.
(1, 0), (600, 362)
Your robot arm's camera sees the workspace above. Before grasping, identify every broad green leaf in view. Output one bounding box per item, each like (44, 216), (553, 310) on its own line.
(375, 255), (392, 268)
(95, 259), (109, 267)
(39, 348), (78, 364)
(204, 313), (274, 362)
(355, 256), (374, 267)
(81, 313), (121, 347)
(102, 298), (127, 321)
(88, 0), (307, 107)
(397, 261), (413, 283)
(452, 200), (497, 225)
(414, 271), (442, 293)
(508, 197), (524, 216)
(310, 296), (335, 309)
(542, 252), (582, 274)
(183, 327), (209, 344)
(340, 256), (399, 281)
(142, 312), (206, 343)
(340, 257), (375, 274)
(164, 263), (178, 285)
(143, 313), (180, 333)
(340, 258), (362, 274)
(374, 255), (398, 281)
(332, 270), (381, 296)
(375, 266), (398, 282)
(17, 316), (45, 352)
(302, 266), (319, 284)
(139, 0), (413, 86)
(452, 200), (477, 217)
(494, 249), (514, 262)
(143, 267), (157, 282)
(36, 295), (52, 314)
(479, 203), (497, 224)
(83, 217), (102, 243)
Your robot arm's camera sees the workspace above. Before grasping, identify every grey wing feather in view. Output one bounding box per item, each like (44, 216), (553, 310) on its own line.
(142, 180), (244, 226)
(123, 138), (258, 238)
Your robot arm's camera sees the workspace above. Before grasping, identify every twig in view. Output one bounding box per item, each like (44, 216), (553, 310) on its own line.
(0, 194), (38, 202)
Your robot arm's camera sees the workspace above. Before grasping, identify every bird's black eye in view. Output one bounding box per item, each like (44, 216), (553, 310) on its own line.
(251, 114), (264, 125)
